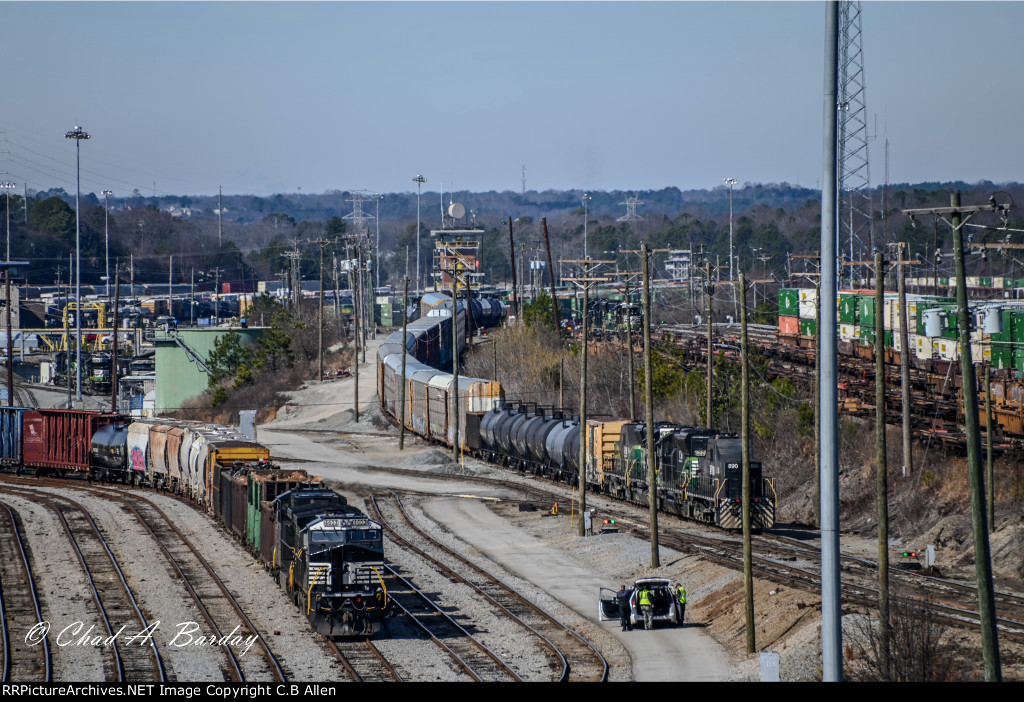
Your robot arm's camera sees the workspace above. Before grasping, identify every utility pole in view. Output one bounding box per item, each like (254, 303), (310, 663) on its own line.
(507, 217), (519, 321)
(641, 243), (659, 568)
(102, 189), (112, 299)
(218, 185), (223, 248)
(903, 192), (1007, 682)
(616, 249), (669, 421)
(740, 273), (755, 654)
(541, 217), (561, 333)
(706, 259), (714, 428)
(897, 242), (914, 477)
(399, 277), (409, 450)
(352, 250), (360, 423)
(874, 251), (890, 676)
(5, 267), (12, 405)
(563, 257), (612, 536)
(168, 254), (173, 320)
(986, 368), (995, 534)
(451, 262), (460, 462)
(111, 264), (120, 412)
(213, 267), (221, 323)
(310, 237), (331, 383)
(625, 275), (636, 421)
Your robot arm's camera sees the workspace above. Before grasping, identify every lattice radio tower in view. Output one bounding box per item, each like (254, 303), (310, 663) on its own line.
(839, 0), (873, 284)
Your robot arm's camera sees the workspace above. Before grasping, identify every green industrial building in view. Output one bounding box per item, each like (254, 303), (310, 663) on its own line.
(153, 327), (264, 413)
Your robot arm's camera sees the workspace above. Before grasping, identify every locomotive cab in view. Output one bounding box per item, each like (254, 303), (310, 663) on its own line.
(298, 513), (388, 637)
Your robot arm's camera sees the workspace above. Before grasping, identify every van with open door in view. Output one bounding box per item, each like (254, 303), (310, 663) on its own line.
(598, 577), (680, 629)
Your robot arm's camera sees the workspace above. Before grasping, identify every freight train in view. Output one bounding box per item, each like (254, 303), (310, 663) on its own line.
(376, 297), (776, 530)
(1, 407), (389, 637)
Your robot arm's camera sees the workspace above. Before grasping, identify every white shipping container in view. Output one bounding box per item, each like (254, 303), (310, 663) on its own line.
(798, 288), (818, 304)
(913, 334), (934, 360)
(798, 299), (817, 320)
(840, 324), (859, 341)
(936, 339), (959, 362)
(971, 342), (990, 363)
(883, 299), (898, 331)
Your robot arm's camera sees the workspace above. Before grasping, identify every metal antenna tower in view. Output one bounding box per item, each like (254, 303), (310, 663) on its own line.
(617, 194), (644, 223)
(838, 0), (872, 284)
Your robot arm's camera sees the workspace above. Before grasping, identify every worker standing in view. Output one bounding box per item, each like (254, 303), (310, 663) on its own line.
(638, 584), (654, 630)
(616, 584), (633, 632)
(675, 582), (687, 625)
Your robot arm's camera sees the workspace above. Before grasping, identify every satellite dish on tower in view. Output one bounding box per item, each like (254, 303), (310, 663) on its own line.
(448, 202), (466, 220)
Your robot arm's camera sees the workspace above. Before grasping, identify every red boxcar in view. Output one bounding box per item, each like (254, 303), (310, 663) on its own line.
(22, 409), (126, 474)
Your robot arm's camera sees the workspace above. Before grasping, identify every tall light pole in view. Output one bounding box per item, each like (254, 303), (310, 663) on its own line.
(582, 193), (591, 260)
(102, 189), (112, 298)
(0, 182), (15, 261)
(66, 125), (90, 406)
(413, 175), (426, 294)
(724, 178), (739, 281)
(375, 193), (383, 289)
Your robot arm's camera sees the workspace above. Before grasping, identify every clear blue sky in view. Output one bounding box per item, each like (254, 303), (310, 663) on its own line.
(2, 1), (1021, 199)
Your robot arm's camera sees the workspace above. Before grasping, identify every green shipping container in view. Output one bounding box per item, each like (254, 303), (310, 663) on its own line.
(839, 294), (860, 324)
(799, 319), (816, 336)
(779, 288), (800, 316)
(991, 343), (1013, 370)
(858, 296), (876, 328)
(1011, 311), (1024, 342)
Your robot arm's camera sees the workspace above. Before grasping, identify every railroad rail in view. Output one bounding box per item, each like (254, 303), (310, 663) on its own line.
(372, 492), (608, 682)
(609, 511), (1024, 646)
(0, 477), (288, 682)
(0, 501), (51, 682)
(382, 564), (523, 682)
(2, 487), (166, 681)
(326, 640), (402, 682)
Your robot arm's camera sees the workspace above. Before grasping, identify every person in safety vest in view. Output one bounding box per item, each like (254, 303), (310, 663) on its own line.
(638, 585), (654, 630)
(675, 583), (687, 625)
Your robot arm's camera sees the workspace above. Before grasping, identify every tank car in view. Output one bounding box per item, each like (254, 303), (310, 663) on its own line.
(90, 421), (132, 482)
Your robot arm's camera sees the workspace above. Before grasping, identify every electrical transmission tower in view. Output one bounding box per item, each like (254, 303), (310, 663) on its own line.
(617, 195), (644, 223)
(839, 0), (872, 284)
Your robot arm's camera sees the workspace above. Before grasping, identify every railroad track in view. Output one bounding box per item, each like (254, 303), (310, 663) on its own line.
(326, 639), (402, 682)
(0, 501), (51, 682)
(371, 492), (608, 682)
(0, 477), (288, 682)
(608, 510), (1024, 645)
(382, 564), (523, 682)
(2, 486), (166, 682)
